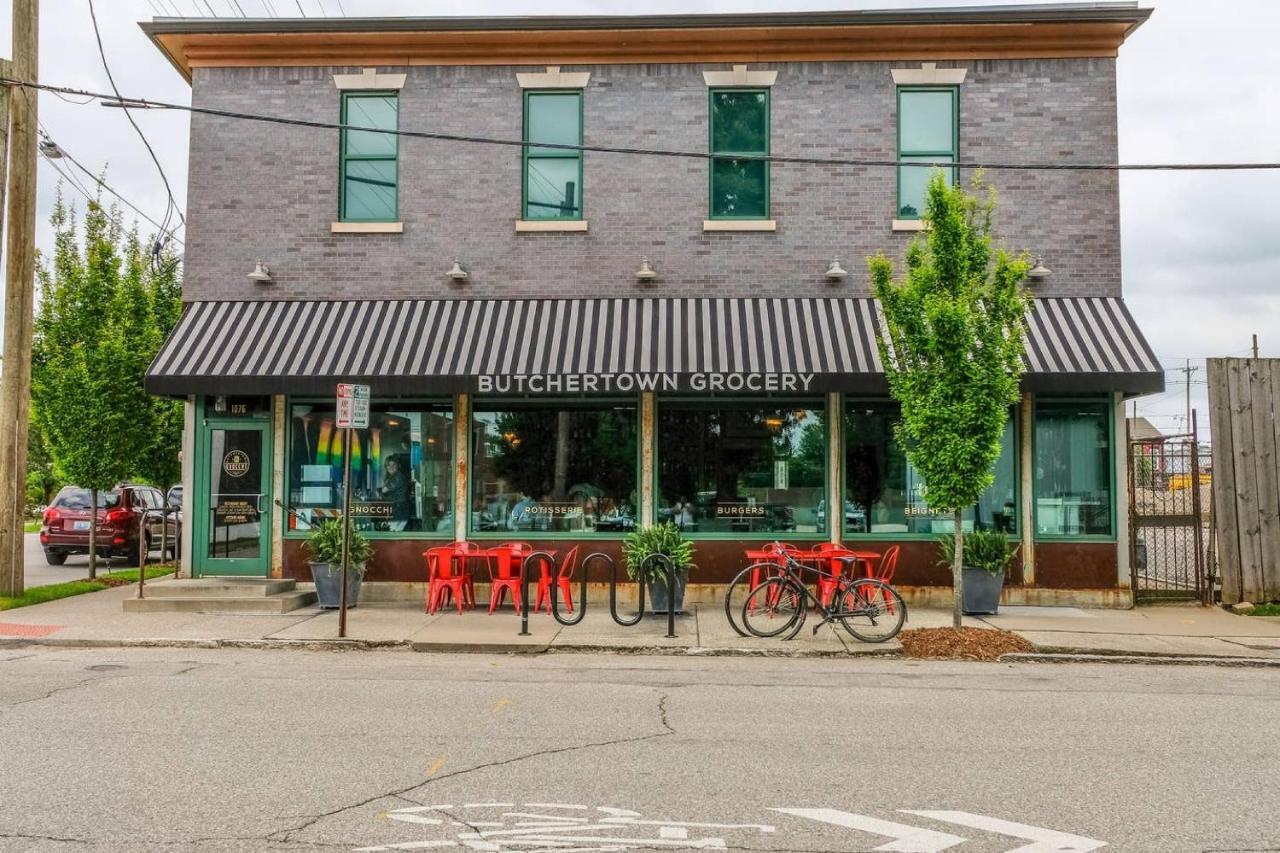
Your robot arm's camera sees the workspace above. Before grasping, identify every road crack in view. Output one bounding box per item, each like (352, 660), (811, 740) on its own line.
(269, 690), (676, 845)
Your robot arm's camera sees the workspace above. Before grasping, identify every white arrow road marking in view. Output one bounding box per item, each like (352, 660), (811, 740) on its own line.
(902, 811), (1106, 853)
(771, 808), (965, 852)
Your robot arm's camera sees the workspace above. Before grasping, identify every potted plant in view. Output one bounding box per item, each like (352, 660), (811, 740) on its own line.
(622, 522), (695, 615)
(305, 519), (373, 609)
(938, 528), (1018, 615)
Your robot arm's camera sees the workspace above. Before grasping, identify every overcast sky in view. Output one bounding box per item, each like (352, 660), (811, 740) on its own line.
(4, 0), (1277, 435)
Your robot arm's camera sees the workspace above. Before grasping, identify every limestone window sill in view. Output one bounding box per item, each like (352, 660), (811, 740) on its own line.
(331, 221), (404, 234)
(891, 219), (927, 232)
(702, 219), (777, 233)
(515, 220), (589, 233)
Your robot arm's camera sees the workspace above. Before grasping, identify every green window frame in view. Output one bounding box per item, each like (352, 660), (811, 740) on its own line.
(282, 397), (455, 540)
(339, 91), (399, 223)
(1032, 397), (1117, 541)
(708, 88), (770, 220)
(522, 91), (584, 221)
(468, 397), (640, 539)
(896, 87), (959, 220)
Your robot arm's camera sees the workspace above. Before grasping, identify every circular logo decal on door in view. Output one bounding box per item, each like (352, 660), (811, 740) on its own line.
(222, 450), (251, 478)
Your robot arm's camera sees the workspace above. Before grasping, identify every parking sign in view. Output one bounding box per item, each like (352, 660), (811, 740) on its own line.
(336, 383), (370, 428)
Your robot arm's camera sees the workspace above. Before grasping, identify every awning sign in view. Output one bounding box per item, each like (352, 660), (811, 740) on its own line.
(336, 383), (370, 428)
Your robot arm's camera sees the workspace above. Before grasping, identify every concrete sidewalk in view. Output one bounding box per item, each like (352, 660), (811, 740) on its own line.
(3, 580), (1280, 662)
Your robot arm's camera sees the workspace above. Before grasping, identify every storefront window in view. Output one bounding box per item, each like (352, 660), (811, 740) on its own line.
(844, 402), (1017, 536)
(657, 401), (826, 535)
(1034, 400), (1113, 536)
(287, 401), (454, 534)
(471, 402), (638, 534)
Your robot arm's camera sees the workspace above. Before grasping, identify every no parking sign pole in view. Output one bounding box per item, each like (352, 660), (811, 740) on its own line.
(336, 383), (370, 639)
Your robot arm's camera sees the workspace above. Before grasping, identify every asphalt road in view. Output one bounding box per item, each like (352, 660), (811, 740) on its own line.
(22, 532), (164, 589)
(1, 647), (1276, 852)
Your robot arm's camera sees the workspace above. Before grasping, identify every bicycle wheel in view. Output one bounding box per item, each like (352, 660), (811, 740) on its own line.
(838, 578), (907, 643)
(741, 577), (807, 639)
(723, 562), (784, 638)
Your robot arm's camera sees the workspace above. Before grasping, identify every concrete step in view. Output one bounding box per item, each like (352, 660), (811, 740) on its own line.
(122, 589), (316, 614)
(141, 578), (297, 598)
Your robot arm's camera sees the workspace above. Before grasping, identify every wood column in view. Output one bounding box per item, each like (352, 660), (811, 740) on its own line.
(454, 393), (469, 541)
(1020, 391), (1035, 585)
(828, 392), (842, 544)
(270, 395), (285, 578)
(640, 392), (655, 527)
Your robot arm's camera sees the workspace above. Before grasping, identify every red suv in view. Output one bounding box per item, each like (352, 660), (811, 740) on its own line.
(40, 484), (179, 566)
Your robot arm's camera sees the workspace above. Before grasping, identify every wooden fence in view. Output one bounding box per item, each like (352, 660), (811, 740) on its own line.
(1208, 358), (1280, 604)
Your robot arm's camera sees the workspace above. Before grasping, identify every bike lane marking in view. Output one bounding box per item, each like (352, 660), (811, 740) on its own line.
(772, 807), (965, 852)
(902, 810), (1107, 853)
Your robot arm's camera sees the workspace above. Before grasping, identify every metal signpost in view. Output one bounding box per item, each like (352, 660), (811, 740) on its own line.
(335, 383), (370, 638)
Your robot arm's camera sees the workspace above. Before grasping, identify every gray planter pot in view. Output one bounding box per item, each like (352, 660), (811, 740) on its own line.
(962, 567), (1004, 615)
(647, 568), (688, 615)
(309, 561), (365, 609)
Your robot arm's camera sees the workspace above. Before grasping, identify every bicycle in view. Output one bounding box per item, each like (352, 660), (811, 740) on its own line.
(740, 549), (906, 643)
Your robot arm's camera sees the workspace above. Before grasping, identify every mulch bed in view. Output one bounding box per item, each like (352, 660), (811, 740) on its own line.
(899, 627), (1035, 661)
(90, 575), (134, 588)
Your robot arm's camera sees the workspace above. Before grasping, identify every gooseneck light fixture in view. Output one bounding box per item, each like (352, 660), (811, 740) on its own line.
(1028, 257), (1052, 282)
(635, 258), (657, 282)
(446, 258), (469, 282)
(825, 258), (849, 282)
(247, 260), (273, 284)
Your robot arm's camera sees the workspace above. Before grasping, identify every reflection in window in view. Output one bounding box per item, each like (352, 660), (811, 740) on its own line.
(288, 402), (454, 533)
(340, 92), (399, 222)
(524, 91), (583, 221)
(897, 87), (957, 220)
(844, 402), (1016, 535)
(471, 403), (638, 534)
(1034, 400), (1113, 536)
(709, 89), (769, 219)
(657, 402), (826, 535)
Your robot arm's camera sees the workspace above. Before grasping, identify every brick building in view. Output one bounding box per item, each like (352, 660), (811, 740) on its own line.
(145, 3), (1162, 606)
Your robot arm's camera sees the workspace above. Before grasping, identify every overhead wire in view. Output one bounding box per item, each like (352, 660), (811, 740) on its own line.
(86, 0), (186, 251)
(11, 75), (1280, 175)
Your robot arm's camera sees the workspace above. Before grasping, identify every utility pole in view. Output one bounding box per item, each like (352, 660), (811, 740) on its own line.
(1180, 358), (1199, 437)
(0, 0), (38, 597)
(1253, 334), (1260, 359)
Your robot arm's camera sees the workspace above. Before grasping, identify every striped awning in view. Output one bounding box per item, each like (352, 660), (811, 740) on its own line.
(145, 296), (1163, 397)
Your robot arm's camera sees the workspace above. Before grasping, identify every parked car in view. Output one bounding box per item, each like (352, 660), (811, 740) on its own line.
(39, 484), (180, 566)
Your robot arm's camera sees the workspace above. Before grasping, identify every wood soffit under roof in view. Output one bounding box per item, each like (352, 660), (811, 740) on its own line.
(144, 10), (1152, 82)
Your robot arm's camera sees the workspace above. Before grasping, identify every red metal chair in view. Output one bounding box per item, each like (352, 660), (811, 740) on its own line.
(487, 542), (531, 614)
(811, 543), (857, 607)
(448, 541), (482, 609)
(872, 545), (901, 584)
(535, 545), (580, 614)
(424, 546), (468, 614)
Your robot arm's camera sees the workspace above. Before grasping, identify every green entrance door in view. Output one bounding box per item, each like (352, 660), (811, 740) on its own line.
(195, 421), (272, 576)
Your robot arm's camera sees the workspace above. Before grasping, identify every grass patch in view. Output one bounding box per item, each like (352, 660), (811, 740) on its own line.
(23, 519), (41, 533)
(0, 566), (173, 610)
(1243, 604), (1280, 617)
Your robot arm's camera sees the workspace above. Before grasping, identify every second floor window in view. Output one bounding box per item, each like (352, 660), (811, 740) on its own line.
(523, 91), (583, 221)
(340, 92), (399, 222)
(709, 89), (769, 219)
(897, 87), (958, 220)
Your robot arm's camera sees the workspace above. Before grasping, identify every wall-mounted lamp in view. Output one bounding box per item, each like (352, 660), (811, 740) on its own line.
(1027, 257), (1052, 282)
(247, 260), (273, 284)
(825, 258), (848, 282)
(635, 258), (657, 282)
(446, 258), (469, 282)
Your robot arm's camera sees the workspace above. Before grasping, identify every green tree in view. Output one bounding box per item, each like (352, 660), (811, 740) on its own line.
(32, 191), (176, 577)
(869, 173), (1030, 628)
(131, 233), (184, 495)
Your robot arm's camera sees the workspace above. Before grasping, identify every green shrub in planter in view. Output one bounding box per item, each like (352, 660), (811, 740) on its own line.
(622, 523), (695, 614)
(937, 528), (1018, 615)
(305, 519), (373, 609)
(305, 518), (373, 573)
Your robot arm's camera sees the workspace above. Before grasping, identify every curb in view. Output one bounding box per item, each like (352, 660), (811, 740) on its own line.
(0, 637), (413, 652)
(1000, 652), (1280, 668)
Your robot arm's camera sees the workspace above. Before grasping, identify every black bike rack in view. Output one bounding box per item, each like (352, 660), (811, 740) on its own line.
(521, 550), (677, 639)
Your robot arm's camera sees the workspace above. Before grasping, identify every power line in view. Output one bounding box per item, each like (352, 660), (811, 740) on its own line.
(13, 75), (1280, 176)
(86, 0), (186, 240)
(294, 0), (306, 16)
